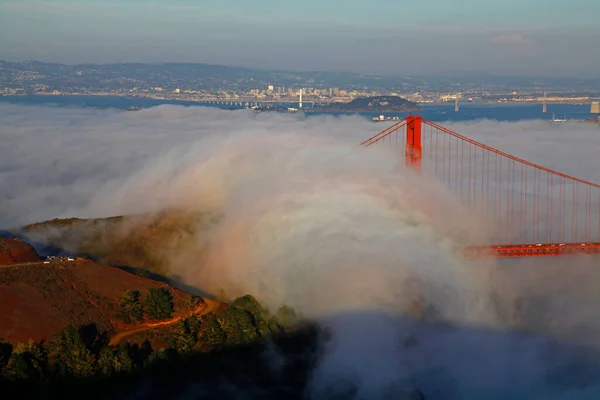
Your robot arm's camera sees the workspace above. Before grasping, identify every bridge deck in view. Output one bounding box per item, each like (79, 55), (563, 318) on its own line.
(462, 242), (600, 258)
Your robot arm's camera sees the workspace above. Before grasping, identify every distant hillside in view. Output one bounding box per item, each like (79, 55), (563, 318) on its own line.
(0, 60), (415, 93)
(19, 210), (220, 276)
(318, 96), (419, 112)
(0, 238), (41, 265)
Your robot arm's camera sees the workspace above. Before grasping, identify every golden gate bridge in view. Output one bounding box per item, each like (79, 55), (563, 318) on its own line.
(359, 115), (600, 259)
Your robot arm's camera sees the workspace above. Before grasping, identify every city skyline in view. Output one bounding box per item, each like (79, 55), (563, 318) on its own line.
(1, 0), (599, 77)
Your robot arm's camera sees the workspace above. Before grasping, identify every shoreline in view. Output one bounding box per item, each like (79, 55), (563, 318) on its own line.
(0, 93), (597, 107)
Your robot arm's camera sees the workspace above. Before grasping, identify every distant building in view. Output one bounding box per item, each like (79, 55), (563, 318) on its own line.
(592, 102), (600, 114)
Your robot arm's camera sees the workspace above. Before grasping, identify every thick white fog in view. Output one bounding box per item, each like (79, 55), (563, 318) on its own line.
(2, 103), (600, 399)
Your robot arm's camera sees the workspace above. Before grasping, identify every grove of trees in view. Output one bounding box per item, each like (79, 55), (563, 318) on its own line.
(116, 287), (175, 324)
(0, 294), (302, 398)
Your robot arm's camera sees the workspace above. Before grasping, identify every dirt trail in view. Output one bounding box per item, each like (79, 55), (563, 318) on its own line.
(109, 297), (222, 346)
(0, 261), (44, 269)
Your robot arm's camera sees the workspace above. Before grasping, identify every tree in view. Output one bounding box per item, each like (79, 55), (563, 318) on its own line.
(216, 287), (229, 303)
(97, 348), (116, 376)
(48, 325), (96, 378)
(3, 339), (48, 384)
(200, 315), (226, 348)
(231, 294), (270, 335)
(185, 315), (202, 336)
(165, 320), (197, 355)
(183, 293), (200, 312)
(144, 348), (169, 367)
(275, 305), (298, 329)
(144, 288), (174, 320)
(97, 345), (134, 376)
(117, 290), (144, 324)
(218, 307), (259, 345)
(78, 323), (109, 355)
(0, 341), (12, 374)
(137, 340), (154, 367)
(231, 294), (264, 315)
(268, 315), (284, 334)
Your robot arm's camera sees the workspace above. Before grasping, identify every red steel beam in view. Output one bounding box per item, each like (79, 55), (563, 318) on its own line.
(462, 242), (600, 259)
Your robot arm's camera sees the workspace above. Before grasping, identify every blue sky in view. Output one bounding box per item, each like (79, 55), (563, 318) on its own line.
(1, 0), (599, 75)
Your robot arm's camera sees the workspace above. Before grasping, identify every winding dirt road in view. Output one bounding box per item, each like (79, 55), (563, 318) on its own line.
(109, 297), (222, 346)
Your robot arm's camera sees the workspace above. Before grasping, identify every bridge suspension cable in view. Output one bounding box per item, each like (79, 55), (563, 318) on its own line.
(359, 115), (600, 258)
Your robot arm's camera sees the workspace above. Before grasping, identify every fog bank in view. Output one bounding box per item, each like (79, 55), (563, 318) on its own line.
(3, 104), (600, 398)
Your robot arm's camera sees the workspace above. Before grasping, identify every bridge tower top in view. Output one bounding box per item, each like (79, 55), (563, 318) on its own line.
(405, 114), (422, 172)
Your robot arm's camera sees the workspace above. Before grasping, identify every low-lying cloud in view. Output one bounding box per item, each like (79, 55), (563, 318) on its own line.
(2, 103), (600, 398)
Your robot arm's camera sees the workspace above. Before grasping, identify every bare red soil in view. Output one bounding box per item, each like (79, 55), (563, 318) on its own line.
(0, 238), (41, 265)
(0, 259), (207, 347)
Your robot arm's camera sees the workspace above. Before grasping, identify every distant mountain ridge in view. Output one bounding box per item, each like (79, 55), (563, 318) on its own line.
(0, 60), (409, 92)
(2, 60), (599, 95)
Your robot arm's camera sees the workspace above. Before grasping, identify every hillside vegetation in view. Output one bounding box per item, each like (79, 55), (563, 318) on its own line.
(0, 288), (304, 399)
(0, 259), (205, 345)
